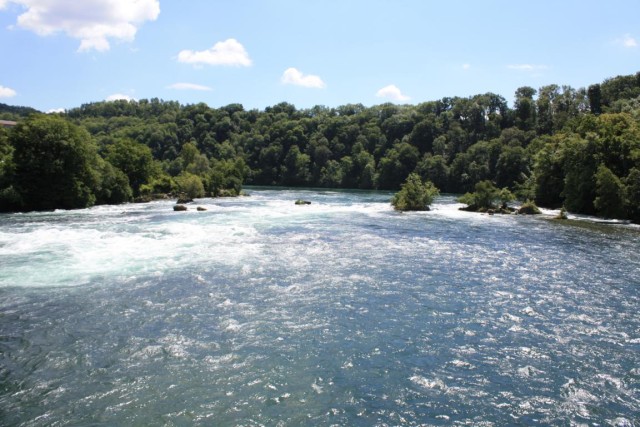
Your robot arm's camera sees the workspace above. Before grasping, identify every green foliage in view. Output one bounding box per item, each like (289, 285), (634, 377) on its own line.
(140, 175), (177, 196)
(2, 71), (639, 220)
(0, 102), (40, 120)
(175, 172), (205, 199)
(599, 72), (640, 110)
(458, 180), (514, 211)
(10, 115), (101, 211)
(94, 158), (132, 205)
(209, 157), (247, 196)
(391, 173), (439, 211)
(416, 154), (449, 191)
(495, 145), (529, 188)
(0, 126), (15, 191)
(624, 168), (640, 222)
(517, 200), (542, 215)
(104, 138), (156, 196)
(532, 136), (565, 208)
(531, 113), (640, 218)
(282, 145), (311, 186)
(0, 185), (22, 212)
(594, 165), (626, 219)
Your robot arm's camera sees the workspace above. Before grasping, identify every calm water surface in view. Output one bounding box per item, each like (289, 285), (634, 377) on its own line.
(1, 189), (639, 426)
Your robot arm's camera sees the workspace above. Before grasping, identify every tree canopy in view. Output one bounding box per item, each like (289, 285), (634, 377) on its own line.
(392, 173), (439, 211)
(1, 71), (639, 221)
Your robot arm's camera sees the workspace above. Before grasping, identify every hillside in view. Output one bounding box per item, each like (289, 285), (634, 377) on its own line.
(1, 72), (639, 220)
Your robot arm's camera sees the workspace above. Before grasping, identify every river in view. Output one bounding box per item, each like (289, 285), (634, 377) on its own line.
(1, 188), (639, 426)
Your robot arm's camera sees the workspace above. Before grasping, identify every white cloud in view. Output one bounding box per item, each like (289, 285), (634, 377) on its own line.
(0, 85), (17, 98)
(281, 68), (326, 89)
(106, 93), (135, 102)
(507, 64), (549, 71)
(462, 63), (471, 70)
(47, 108), (66, 114)
(177, 38), (252, 67)
(167, 82), (212, 91)
(376, 84), (410, 102)
(4, 0), (160, 52)
(619, 34), (638, 48)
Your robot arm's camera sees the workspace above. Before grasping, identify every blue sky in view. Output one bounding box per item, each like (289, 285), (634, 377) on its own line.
(0, 0), (638, 113)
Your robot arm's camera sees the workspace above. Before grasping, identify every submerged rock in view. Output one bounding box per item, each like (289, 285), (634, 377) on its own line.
(173, 204), (188, 211)
(517, 201), (541, 215)
(197, 206), (207, 211)
(177, 196), (193, 204)
(555, 207), (568, 220)
(295, 199), (311, 205)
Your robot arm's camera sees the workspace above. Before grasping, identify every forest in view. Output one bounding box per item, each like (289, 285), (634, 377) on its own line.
(1, 72), (639, 221)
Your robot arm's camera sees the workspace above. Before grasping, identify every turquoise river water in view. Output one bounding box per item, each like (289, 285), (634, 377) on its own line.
(1, 188), (639, 426)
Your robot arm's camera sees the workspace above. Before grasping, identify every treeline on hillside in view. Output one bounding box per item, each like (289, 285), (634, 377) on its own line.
(0, 103), (39, 121)
(1, 72), (639, 220)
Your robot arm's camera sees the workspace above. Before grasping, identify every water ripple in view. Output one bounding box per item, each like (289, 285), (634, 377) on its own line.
(1, 190), (639, 425)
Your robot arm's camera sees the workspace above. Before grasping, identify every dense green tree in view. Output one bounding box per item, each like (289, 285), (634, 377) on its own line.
(209, 157), (247, 196)
(94, 158), (133, 205)
(458, 180), (515, 211)
(589, 113), (639, 179)
(139, 175), (177, 197)
(178, 142), (211, 178)
(3, 71), (639, 220)
(10, 115), (101, 211)
(561, 135), (598, 214)
(104, 138), (157, 196)
(391, 173), (439, 211)
(376, 142), (419, 190)
(410, 116), (437, 154)
(532, 137), (565, 208)
(175, 172), (205, 199)
(282, 145), (311, 186)
(416, 154), (449, 191)
(495, 145), (529, 188)
(319, 160), (343, 188)
(256, 143), (283, 185)
(594, 164), (626, 219)
(0, 126), (13, 187)
(350, 142), (376, 189)
(588, 84), (602, 115)
(0, 126), (21, 211)
(624, 168), (640, 222)
(599, 72), (640, 109)
(514, 87), (537, 131)
(536, 84), (558, 135)
(449, 140), (501, 192)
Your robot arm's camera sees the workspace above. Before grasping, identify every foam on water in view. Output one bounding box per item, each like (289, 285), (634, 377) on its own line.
(0, 200), (267, 287)
(1, 189), (639, 425)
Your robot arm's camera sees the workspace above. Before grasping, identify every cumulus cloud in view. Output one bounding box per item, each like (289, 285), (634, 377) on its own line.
(281, 68), (326, 88)
(462, 63), (471, 70)
(0, 85), (17, 98)
(167, 82), (212, 91)
(106, 93), (135, 102)
(177, 38), (252, 67)
(4, 0), (160, 52)
(376, 84), (410, 102)
(47, 108), (66, 114)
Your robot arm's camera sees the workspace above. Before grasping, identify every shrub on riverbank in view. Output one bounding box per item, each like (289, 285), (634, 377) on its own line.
(458, 180), (515, 213)
(392, 173), (440, 211)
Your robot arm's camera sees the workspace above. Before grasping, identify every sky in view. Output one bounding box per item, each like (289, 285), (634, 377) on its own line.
(0, 0), (638, 113)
